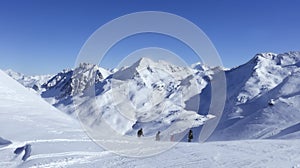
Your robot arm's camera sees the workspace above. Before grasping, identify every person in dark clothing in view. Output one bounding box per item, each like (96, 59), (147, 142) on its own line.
(188, 129), (193, 142)
(14, 144), (32, 161)
(137, 128), (144, 137)
(14, 146), (25, 155)
(22, 144), (31, 161)
(156, 131), (161, 141)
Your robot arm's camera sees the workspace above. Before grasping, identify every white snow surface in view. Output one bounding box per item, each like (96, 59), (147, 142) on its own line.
(1, 61), (300, 167)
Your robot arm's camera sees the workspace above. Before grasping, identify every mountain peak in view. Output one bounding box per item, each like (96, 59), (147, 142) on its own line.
(130, 57), (156, 70)
(41, 63), (110, 105)
(137, 57), (154, 64)
(113, 57), (192, 81)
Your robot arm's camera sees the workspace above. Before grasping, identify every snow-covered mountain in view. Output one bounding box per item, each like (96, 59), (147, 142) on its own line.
(201, 51), (300, 141)
(39, 58), (213, 140)
(6, 51), (300, 142)
(77, 58), (214, 140)
(40, 63), (111, 113)
(2, 68), (300, 167)
(42, 63), (110, 98)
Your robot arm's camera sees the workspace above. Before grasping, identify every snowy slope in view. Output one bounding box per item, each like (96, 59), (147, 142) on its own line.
(0, 69), (103, 167)
(1, 66), (300, 167)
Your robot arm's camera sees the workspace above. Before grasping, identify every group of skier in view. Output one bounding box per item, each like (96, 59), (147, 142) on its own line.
(137, 128), (194, 142)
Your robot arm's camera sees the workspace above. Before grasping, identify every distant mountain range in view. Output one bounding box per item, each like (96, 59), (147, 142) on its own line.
(5, 69), (52, 93)
(6, 51), (300, 141)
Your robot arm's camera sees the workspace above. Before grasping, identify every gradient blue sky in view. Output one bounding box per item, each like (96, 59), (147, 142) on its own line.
(0, 0), (299, 75)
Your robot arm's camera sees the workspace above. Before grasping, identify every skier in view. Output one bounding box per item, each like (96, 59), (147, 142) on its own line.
(156, 131), (161, 141)
(188, 129), (193, 142)
(137, 128), (144, 137)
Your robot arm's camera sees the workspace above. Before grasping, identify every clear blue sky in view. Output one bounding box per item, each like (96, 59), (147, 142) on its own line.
(0, 0), (299, 75)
